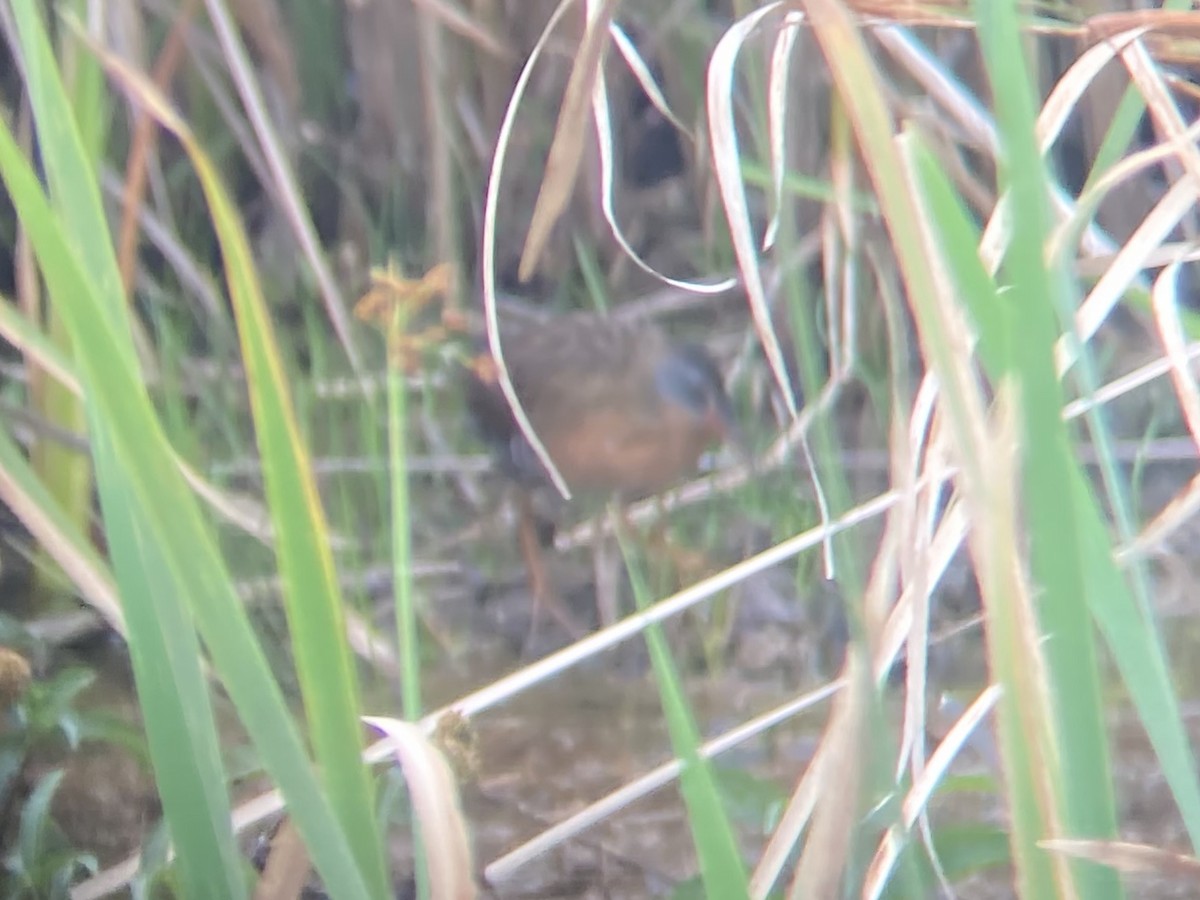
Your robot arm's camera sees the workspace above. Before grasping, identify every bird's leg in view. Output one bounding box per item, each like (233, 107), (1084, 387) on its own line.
(639, 498), (715, 591)
(592, 505), (622, 628)
(629, 499), (729, 664)
(516, 490), (587, 653)
(606, 500), (665, 587)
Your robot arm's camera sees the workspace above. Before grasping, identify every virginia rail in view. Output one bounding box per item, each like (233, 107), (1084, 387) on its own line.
(464, 311), (738, 645)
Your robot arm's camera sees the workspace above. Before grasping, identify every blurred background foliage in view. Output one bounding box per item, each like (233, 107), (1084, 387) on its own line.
(0, 0), (1200, 898)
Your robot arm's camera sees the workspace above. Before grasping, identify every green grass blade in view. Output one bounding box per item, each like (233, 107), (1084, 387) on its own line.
(6, 6), (242, 896)
(620, 537), (749, 899)
(92, 427), (249, 899)
(11, 1), (123, 326)
(0, 61), (375, 900)
(972, 5), (1134, 897)
(16, 0), (98, 585)
(0, 125), (246, 897)
(912, 134), (1200, 856)
(163, 87), (390, 899)
(79, 19), (386, 893)
(803, 4), (1069, 896)
(377, 300), (422, 721)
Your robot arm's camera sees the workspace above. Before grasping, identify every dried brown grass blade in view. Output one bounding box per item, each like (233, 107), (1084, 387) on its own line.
(411, 0), (513, 60)
(975, 384), (1079, 900)
(845, 0), (973, 24)
(517, 0), (621, 282)
(1041, 839), (1200, 881)
(1087, 10), (1200, 44)
(252, 818), (310, 900)
(117, 0), (199, 298)
(786, 655), (867, 899)
(0, 446), (125, 638)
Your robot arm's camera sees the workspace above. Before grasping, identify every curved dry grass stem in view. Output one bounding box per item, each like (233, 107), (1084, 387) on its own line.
(764, 11), (805, 251)
(708, 2), (801, 419)
(1124, 253), (1200, 566)
(482, 0), (576, 500)
(594, 31), (738, 294)
(1150, 259), (1200, 454)
(609, 23), (690, 134)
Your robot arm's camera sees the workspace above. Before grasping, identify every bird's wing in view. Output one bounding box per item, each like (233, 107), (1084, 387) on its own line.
(503, 316), (664, 428)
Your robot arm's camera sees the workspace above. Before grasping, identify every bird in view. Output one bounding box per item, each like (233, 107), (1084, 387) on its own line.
(463, 310), (739, 648)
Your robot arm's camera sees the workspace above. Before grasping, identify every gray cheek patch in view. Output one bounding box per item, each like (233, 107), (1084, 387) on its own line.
(654, 356), (711, 417)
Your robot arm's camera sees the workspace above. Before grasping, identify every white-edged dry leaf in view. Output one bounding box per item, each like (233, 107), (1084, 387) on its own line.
(1150, 257), (1200, 450)
(593, 33), (737, 294)
(363, 715), (476, 900)
(763, 12), (805, 251)
(707, 1), (799, 418)
(480, 0), (577, 499)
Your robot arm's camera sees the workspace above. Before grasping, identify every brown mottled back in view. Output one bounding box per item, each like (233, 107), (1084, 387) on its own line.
(464, 312), (732, 498)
